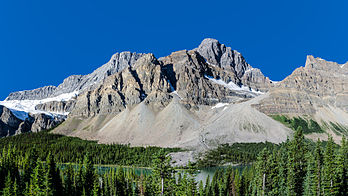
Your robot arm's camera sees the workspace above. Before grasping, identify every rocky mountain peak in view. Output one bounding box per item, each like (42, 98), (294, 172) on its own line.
(195, 38), (272, 92)
(305, 55), (348, 74)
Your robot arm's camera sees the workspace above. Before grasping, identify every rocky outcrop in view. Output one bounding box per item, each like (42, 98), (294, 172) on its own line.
(6, 86), (57, 101)
(69, 47), (268, 117)
(160, 50), (254, 107)
(30, 113), (61, 132)
(255, 56), (348, 115)
(35, 100), (76, 114)
(0, 105), (22, 136)
(194, 38), (272, 92)
(70, 54), (172, 117)
(0, 105), (63, 136)
(6, 52), (144, 101)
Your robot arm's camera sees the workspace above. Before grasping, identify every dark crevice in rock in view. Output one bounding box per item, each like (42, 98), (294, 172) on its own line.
(128, 67), (147, 101)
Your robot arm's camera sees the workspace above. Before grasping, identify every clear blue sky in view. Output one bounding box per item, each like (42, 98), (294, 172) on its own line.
(0, 0), (347, 100)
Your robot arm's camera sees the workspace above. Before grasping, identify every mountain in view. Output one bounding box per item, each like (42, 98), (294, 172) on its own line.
(1, 38), (347, 151)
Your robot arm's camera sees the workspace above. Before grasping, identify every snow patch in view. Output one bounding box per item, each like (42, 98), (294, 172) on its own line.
(168, 80), (182, 99)
(0, 91), (79, 120)
(212, 103), (229, 109)
(204, 75), (263, 95)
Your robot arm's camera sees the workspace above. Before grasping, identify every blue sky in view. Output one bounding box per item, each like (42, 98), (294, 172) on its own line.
(0, 0), (347, 100)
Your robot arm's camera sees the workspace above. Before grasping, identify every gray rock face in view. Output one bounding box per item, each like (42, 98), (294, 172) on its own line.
(70, 54), (173, 117)
(255, 55), (348, 115)
(70, 48), (267, 118)
(30, 113), (60, 133)
(0, 105), (63, 137)
(6, 86), (57, 101)
(6, 52), (144, 100)
(160, 50), (253, 106)
(35, 100), (76, 114)
(0, 105), (22, 136)
(194, 38), (272, 92)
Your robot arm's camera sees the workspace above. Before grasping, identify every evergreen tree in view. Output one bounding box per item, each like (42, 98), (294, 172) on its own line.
(287, 126), (307, 196)
(303, 152), (315, 196)
(332, 136), (347, 195)
(322, 135), (335, 195)
(151, 149), (175, 195)
(92, 171), (100, 196)
(313, 139), (323, 196)
(46, 152), (63, 195)
(198, 180), (204, 196)
(251, 148), (270, 195)
(82, 153), (96, 196)
(2, 172), (14, 196)
(30, 158), (47, 196)
(64, 164), (75, 195)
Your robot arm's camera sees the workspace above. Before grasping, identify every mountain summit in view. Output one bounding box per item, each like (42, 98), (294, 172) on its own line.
(0, 39), (347, 148)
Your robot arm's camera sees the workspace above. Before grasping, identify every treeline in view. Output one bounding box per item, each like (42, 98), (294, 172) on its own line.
(0, 146), (211, 196)
(0, 132), (180, 167)
(272, 115), (324, 134)
(0, 128), (347, 195)
(1, 129), (347, 195)
(249, 128), (347, 195)
(197, 142), (278, 167)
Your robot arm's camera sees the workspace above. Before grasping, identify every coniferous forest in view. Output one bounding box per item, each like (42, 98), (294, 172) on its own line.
(0, 129), (347, 195)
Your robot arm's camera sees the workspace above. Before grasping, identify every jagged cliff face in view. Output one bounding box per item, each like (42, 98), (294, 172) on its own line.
(194, 38), (273, 92)
(0, 105), (61, 136)
(52, 39), (289, 149)
(255, 55), (348, 115)
(5, 38), (346, 148)
(6, 52), (144, 101)
(68, 39), (271, 118)
(70, 54), (173, 117)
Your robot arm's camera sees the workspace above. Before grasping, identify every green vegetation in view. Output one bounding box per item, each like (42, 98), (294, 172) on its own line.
(0, 132), (181, 167)
(272, 115), (325, 134)
(0, 127), (348, 196)
(197, 142), (278, 167)
(1, 130), (347, 195)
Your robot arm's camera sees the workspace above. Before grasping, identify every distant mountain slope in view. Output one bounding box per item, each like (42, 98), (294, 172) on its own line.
(1, 38), (346, 149)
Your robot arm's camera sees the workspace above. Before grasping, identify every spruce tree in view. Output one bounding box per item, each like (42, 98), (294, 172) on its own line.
(64, 164), (75, 195)
(30, 158), (47, 196)
(151, 149), (175, 195)
(251, 148), (270, 195)
(313, 139), (323, 196)
(303, 152), (315, 196)
(322, 135), (335, 195)
(46, 153), (63, 195)
(82, 153), (96, 196)
(287, 126), (307, 196)
(332, 136), (347, 195)
(2, 172), (13, 196)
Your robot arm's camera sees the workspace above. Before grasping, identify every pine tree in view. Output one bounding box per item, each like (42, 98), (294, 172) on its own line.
(198, 180), (204, 196)
(46, 153), (63, 195)
(277, 145), (288, 195)
(82, 153), (96, 196)
(287, 126), (307, 196)
(332, 136), (347, 195)
(2, 172), (13, 196)
(251, 148), (270, 195)
(151, 149), (175, 195)
(303, 152), (315, 196)
(30, 158), (47, 196)
(92, 171), (100, 196)
(64, 163), (75, 195)
(313, 139), (323, 196)
(322, 135), (335, 195)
